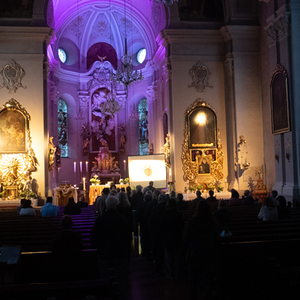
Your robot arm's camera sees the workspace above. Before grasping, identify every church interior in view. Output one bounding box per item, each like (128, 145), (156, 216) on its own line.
(0, 0), (300, 299)
(0, 0), (299, 203)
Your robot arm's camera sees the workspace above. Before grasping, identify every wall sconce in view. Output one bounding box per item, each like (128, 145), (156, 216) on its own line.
(285, 138), (290, 162)
(238, 135), (250, 170)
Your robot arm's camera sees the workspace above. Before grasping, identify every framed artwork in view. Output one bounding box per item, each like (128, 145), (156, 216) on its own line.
(0, 108), (27, 153)
(188, 105), (217, 149)
(271, 64), (290, 134)
(197, 154), (212, 175)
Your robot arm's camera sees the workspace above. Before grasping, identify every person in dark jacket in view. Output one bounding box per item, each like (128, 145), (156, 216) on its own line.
(162, 198), (184, 280)
(90, 196), (132, 294)
(52, 215), (83, 280)
(149, 193), (168, 275)
(184, 201), (219, 299)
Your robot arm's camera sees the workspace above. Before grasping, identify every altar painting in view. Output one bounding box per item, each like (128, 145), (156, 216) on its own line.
(0, 109), (26, 153)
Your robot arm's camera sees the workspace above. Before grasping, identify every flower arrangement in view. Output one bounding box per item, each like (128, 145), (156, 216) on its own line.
(207, 183), (214, 190)
(189, 186), (196, 192)
(90, 175), (100, 185)
(217, 185), (224, 192)
(0, 191), (4, 198)
(119, 179), (124, 184)
(123, 178), (129, 184)
(196, 184), (203, 191)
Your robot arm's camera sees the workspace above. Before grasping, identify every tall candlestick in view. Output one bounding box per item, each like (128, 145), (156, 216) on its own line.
(86, 161), (88, 172)
(80, 161), (82, 173)
(83, 177), (86, 190)
(74, 162), (76, 173)
(124, 160), (126, 171)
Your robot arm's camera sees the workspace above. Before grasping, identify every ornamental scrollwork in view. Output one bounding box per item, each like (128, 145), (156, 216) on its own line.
(0, 60), (27, 93)
(188, 61), (213, 93)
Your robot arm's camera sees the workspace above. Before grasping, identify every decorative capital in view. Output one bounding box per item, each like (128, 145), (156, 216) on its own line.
(49, 80), (59, 104)
(147, 83), (157, 104)
(224, 58), (234, 77)
(0, 60), (27, 93)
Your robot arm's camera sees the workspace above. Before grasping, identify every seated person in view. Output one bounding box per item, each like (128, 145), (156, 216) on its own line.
(41, 197), (59, 217)
(270, 190), (278, 206)
(206, 190), (218, 211)
(258, 197), (278, 221)
(229, 189), (243, 206)
(77, 196), (88, 208)
(64, 197), (82, 215)
(17, 198), (26, 215)
(20, 200), (36, 216)
(243, 190), (255, 205)
(214, 200), (231, 228)
(276, 196), (291, 219)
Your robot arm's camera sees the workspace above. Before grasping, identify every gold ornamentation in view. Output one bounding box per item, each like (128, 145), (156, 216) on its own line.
(48, 137), (56, 172)
(163, 133), (171, 168)
(0, 99), (38, 198)
(181, 99), (223, 189)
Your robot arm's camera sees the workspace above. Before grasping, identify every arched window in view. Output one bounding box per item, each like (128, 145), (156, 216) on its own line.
(58, 99), (68, 157)
(138, 98), (149, 155)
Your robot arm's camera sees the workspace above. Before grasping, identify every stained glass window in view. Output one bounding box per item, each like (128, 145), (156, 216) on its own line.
(138, 98), (149, 155)
(58, 99), (68, 157)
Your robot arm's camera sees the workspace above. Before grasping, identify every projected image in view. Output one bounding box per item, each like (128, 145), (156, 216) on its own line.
(128, 154), (166, 189)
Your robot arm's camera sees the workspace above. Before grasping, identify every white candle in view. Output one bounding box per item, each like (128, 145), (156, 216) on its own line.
(86, 161), (88, 172)
(83, 177), (86, 190)
(74, 162), (76, 173)
(80, 161), (82, 173)
(124, 160), (126, 171)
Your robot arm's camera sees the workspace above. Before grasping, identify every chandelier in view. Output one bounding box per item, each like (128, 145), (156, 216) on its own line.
(155, 0), (178, 6)
(113, 38), (143, 89)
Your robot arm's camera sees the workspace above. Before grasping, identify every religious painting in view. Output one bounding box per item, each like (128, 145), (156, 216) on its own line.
(271, 64), (290, 134)
(191, 149), (216, 162)
(198, 156), (211, 175)
(188, 105), (217, 149)
(0, 109), (26, 153)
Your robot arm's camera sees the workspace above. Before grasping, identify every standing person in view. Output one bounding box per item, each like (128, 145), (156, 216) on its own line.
(19, 200), (36, 216)
(52, 215), (83, 280)
(90, 196), (132, 296)
(193, 190), (205, 209)
(177, 193), (188, 211)
(64, 197), (81, 215)
(206, 190), (218, 211)
(40, 197), (59, 217)
(143, 181), (156, 194)
(149, 193), (168, 275)
(243, 190), (254, 205)
(184, 201), (219, 299)
(95, 188), (110, 215)
(130, 185), (144, 238)
(162, 198), (184, 280)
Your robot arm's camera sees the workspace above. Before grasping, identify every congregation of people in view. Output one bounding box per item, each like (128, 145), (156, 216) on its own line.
(14, 182), (292, 300)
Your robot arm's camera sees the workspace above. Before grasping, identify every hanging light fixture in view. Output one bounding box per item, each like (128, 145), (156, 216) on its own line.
(155, 0), (178, 6)
(112, 0), (143, 89)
